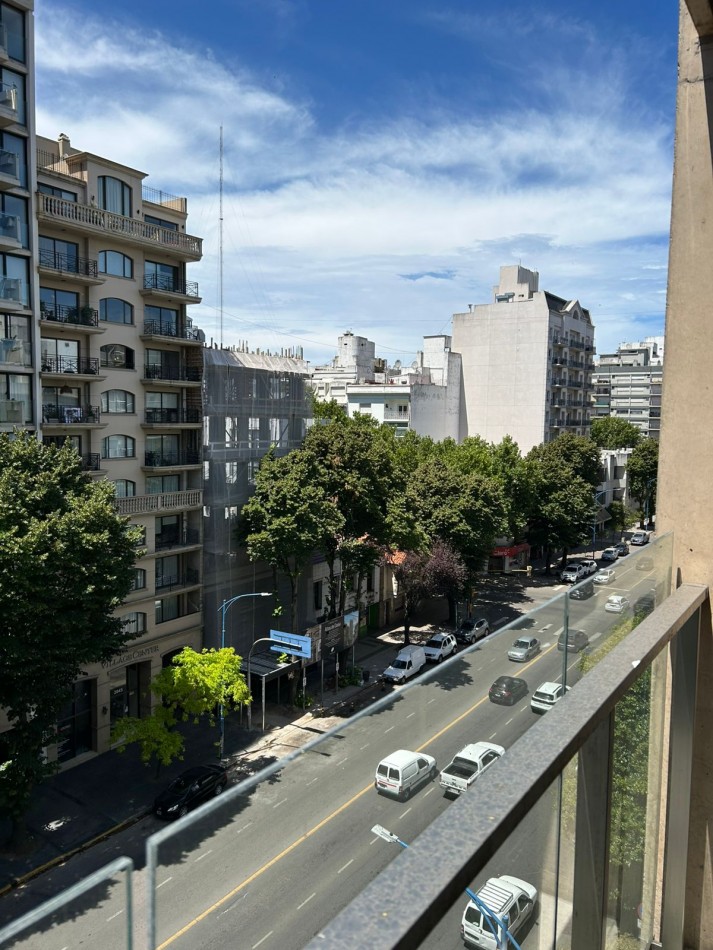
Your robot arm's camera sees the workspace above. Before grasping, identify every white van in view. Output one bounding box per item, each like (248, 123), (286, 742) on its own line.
(374, 749), (437, 800)
(382, 645), (427, 685)
(461, 875), (537, 948)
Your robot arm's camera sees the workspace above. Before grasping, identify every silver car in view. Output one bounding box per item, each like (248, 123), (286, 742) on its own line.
(508, 636), (541, 662)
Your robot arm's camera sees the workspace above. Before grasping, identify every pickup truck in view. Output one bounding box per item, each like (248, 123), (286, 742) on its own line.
(439, 741), (505, 796)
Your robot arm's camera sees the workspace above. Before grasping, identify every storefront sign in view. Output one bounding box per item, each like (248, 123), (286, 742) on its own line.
(101, 644), (160, 669)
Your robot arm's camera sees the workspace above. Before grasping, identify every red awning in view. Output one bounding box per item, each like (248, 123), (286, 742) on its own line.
(491, 542), (530, 557)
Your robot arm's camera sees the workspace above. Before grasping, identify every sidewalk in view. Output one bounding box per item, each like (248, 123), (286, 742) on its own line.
(0, 619), (441, 895)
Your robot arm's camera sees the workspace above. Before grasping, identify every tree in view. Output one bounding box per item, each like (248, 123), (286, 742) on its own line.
(391, 550), (430, 645)
(110, 705), (184, 777)
(627, 439), (659, 522)
(0, 433), (140, 841)
(421, 541), (468, 624)
(528, 432), (602, 487)
(591, 418), (642, 450)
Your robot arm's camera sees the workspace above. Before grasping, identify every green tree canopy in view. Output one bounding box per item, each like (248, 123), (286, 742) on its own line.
(591, 417), (643, 450)
(626, 439), (659, 514)
(527, 432), (602, 487)
(0, 433), (140, 836)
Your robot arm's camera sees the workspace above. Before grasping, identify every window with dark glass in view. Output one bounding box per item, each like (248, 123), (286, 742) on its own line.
(100, 298), (133, 325)
(56, 680), (94, 763)
(0, 312), (29, 365)
(145, 304), (178, 335)
(130, 568), (147, 591)
(1, 131), (25, 187)
(0, 193), (26, 246)
(40, 286), (79, 322)
(144, 213), (178, 231)
(38, 182), (77, 201)
(0, 68), (24, 124)
(98, 176), (131, 216)
(0, 251), (27, 304)
(0, 5), (25, 63)
(99, 250), (133, 278)
(155, 514), (180, 549)
(156, 595), (179, 624)
(100, 344), (134, 369)
(146, 474), (180, 494)
(102, 434), (135, 459)
(145, 260), (179, 293)
(0, 369), (30, 422)
(101, 389), (134, 413)
(39, 235), (78, 272)
(113, 479), (136, 498)
(146, 434), (179, 465)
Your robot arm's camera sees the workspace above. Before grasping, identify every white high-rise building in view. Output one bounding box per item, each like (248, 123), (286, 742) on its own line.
(451, 265), (596, 453)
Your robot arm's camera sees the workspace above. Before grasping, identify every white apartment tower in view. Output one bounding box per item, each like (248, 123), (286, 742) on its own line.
(451, 265), (596, 454)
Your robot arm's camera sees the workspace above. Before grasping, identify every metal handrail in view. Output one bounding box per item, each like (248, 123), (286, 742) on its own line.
(39, 249), (99, 278)
(142, 274), (200, 298)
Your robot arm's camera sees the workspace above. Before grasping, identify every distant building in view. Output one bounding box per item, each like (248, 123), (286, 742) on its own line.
(592, 339), (663, 440)
(451, 265), (596, 454)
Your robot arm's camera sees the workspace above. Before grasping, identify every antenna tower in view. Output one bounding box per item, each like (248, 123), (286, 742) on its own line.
(219, 125), (224, 348)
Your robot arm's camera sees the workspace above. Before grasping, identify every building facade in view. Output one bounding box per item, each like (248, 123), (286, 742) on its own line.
(592, 339), (663, 440)
(452, 265), (596, 454)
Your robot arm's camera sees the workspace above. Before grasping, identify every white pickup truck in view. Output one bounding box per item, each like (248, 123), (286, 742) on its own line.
(439, 741), (505, 796)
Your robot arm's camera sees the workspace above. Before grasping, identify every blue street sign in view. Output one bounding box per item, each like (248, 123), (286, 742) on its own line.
(269, 630), (312, 660)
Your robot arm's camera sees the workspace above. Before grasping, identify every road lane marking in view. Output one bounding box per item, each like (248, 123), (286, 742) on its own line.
(488, 732), (497, 740)
(338, 859), (354, 874)
(423, 787), (435, 797)
(273, 798), (288, 809)
(157, 877), (173, 889)
(237, 822), (253, 832)
(427, 697), (437, 704)
(337, 757), (349, 766)
(305, 777), (319, 787)
(406, 712), (416, 719)
(297, 893), (316, 910)
(195, 849), (213, 862)
(505, 717), (514, 725)
(107, 910), (123, 921)
(398, 807), (412, 819)
(252, 932), (273, 948)
(384, 725), (395, 734)
(219, 894), (248, 916)
(359, 743), (370, 750)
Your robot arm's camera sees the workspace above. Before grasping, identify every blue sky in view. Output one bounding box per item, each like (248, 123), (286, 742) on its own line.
(35, 1), (678, 366)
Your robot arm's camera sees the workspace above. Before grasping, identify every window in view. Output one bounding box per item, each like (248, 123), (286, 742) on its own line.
(1, 5), (26, 63)
(155, 514), (180, 548)
(102, 435), (135, 459)
(248, 417), (260, 446)
(248, 459), (259, 485)
(38, 182), (77, 202)
(56, 680), (93, 763)
(99, 250), (133, 278)
(225, 461), (238, 483)
(40, 286), (79, 321)
(146, 434), (179, 464)
(146, 474), (180, 494)
(133, 525), (147, 547)
(144, 213), (178, 231)
(0, 193), (26, 246)
(39, 235), (78, 272)
(0, 312), (29, 365)
(130, 568), (146, 591)
(113, 479), (136, 498)
(0, 370), (30, 422)
(100, 298), (133, 325)
(98, 176), (131, 216)
(156, 595), (179, 624)
(100, 344), (134, 369)
(225, 416), (239, 446)
(122, 612), (146, 636)
(144, 305), (178, 336)
(145, 260), (179, 293)
(269, 418), (288, 446)
(2, 68), (25, 124)
(1, 132), (26, 187)
(101, 390), (135, 413)
(313, 580), (323, 612)
(0, 251), (27, 304)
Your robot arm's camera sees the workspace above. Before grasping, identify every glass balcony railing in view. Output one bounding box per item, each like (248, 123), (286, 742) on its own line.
(3, 533), (706, 950)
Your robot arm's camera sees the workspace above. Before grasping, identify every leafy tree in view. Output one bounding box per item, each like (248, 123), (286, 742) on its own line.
(240, 449), (343, 634)
(110, 705), (184, 777)
(421, 540), (468, 624)
(591, 417), (642, 450)
(528, 432), (602, 487)
(152, 646), (250, 724)
(0, 433), (140, 842)
(627, 439), (659, 522)
(606, 500), (639, 537)
(392, 550), (430, 645)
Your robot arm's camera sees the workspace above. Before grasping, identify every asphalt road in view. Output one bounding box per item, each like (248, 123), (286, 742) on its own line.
(3, 555), (661, 950)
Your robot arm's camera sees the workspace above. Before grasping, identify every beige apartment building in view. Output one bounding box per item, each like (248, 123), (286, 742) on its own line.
(33, 134), (204, 764)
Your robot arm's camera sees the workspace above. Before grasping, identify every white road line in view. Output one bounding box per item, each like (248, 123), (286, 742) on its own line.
(384, 725), (395, 734)
(541, 623), (553, 631)
(406, 712), (416, 719)
(157, 876), (173, 889)
(338, 859), (354, 874)
(305, 777), (319, 787)
(273, 798), (288, 809)
(505, 717), (514, 726)
(424, 786), (435, 797)
(360, 743), (370, 750)
(253, 932), (274, 949)
(427, 697), (437, 704)
(219, 894), (248, 916)
(106, 910), (123, 922)
(398, 807), (412, 820)
(489, 732), (497, 740)
(237, 821), (253, 832)
(195, 849), (213, 862)
(297, 893), (316, 910)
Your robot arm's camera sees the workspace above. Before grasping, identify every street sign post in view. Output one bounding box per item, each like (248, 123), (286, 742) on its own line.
(269, 630), (312, 660)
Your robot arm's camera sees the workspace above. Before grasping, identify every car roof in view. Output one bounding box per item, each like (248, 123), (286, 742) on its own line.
(379, 749), (428, 767)
(494, 675), (524, 686)
(535, 681), (560, 694)
(458, 741), (505, 757)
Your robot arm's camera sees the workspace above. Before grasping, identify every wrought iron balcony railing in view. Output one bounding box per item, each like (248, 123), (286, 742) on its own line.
(42, 404), (101, 424)
(143, 364), (201, 382)
(40, 303), (99, 327)
(144, 408), (202, 424)
(142, 319), (202, 340)
(155, 567), (200, 591)
(39, 249), (99, 279)
(154, 527), (201, 552)
(142, 274), (200, 298)
(40, 355), (99, 375)
(144, 450), (201, 467)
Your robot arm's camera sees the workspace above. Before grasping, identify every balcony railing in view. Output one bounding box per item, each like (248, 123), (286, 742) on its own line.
(144, 450), (201, 467)
(0, 276), (21, 304)
(144, 407), (202, 424)
(142, 274), (200, 298)
(114, 489), (202, 515)
(143, 364), (201, 382)
(0, 209), (19, 242)
(42, 404), (101, 424)
(40, 355), (99, 375)
(38, 249), (99, 279)
(81, 453), (101, 471)
(155, 527), (201, 551)
(141, 186), (187, 213)
(0, 147), (18, 181)
(142, 319), (202, 340)
(155, 567), (200, 591)
(383, 409), (410, 421)
(0, 338), (30, 366)
(36, 193), (202, 259)
(40, 303), (99, 327)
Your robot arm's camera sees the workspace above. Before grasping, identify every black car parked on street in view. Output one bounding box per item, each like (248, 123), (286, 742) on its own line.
(153, 764), (229, 820)
(489, 676), (528, 706)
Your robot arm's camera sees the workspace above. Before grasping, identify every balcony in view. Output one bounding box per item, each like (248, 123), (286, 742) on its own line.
(40, 303), (100, 330)
(143, 450), (201, 469)
(0, 82), (18, 128)
(36, 193), (202, 262)
(41, 404), (102, 426)
(551, 377), (567, 387)
(114, 489), (203, 515)
(40, 355), (100, 377)
(155, 567), (200, 592)
(38, 249), (102, 285)
(0, 209), (20, 248)
(141, 364), (202, 387)
(383, 408), (410, 422)
(154, 527), (201, 552)
(140, 319), (203, 345)
(552, 335), (566, 346)
(0, 147), (18, 189)
(0, 338), (30, 366)
(143, 407), (202, 426)
(0, 276), (23, 308)
(81, 453), (101, 472)
(139, 273), (201, 303)
(551, 355), (565, 367)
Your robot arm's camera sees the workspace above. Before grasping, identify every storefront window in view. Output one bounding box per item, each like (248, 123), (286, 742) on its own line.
(56, 679), (94, 763)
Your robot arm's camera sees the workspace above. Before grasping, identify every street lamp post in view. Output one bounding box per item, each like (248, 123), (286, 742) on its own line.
(217, 591), (272, 759)
(592, 489), (608, 558)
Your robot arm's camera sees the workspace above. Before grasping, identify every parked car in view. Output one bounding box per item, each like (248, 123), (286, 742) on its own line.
(461, 875), (538, 948)
(489, 676), (528, 706)
(630, 531), (649, 546)
(579, 559), (599, 576)
(382, 645), (427, 684)
(439, 741), (505, 797)
(455, 618), (490, 644)
(557, 628), (590, 652)
(423, 632), (457, 663)
(616, 542), (630, 557)
(560, 562), (586, 583)
(374, 749), (437, 800)
(605, 594), (630, 614)
(635, 555), (655, 572)
(569, 579), (594, 600)
(594, 567), (616, 585)
(508, 636), (541, 662)
(153, 764), (228, 820)
(531, 681), (571, 713)
(601, 547), (619, 562)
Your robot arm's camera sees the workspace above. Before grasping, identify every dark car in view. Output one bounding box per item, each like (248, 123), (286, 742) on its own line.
(455, 618), (490, 645)
(153, 764), (228, 820)
(616, 542), (630, 557)
(489, 675), (528, 706)
(569, 579), (594, 601)
(557, 629), (590, 653)
(634, 591), (656, 617)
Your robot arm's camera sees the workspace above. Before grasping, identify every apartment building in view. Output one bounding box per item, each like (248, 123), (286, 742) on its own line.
(35, 134), (204, 763)
(592, 338), (663, 439)
(452, 265), (596, 454)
